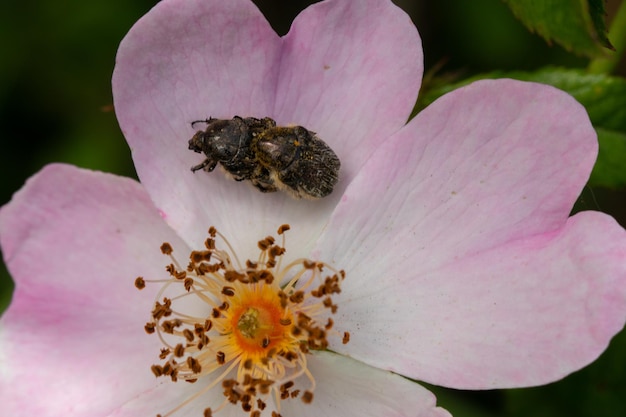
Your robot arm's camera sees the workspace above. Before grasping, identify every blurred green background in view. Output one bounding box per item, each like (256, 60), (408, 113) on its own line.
(1, 1), (624, 417)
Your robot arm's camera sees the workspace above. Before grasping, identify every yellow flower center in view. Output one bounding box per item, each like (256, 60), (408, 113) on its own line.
(135, 224), (347, 417)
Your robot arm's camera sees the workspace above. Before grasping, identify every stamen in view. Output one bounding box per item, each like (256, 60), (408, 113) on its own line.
(137, 225), (347, 417)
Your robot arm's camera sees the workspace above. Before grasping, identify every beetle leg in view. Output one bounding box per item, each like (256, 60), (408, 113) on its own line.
(190, 158), (217, 173)
(251, 180), (278, 193)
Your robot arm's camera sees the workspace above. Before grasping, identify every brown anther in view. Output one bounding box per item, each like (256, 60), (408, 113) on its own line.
(161, 319), (182, 334)
(144, 322), (156, 334)
(184, 277), (194, 291)
(277, 291), (288, 308)
(225, 270), (246, 282)
(194, 323), (205, 335)
(279, 317), (292, 326)
(160, 242), (173, 255)
(343, 331), (350, 344)
(297, 312), (311, 325)
(190, 251), (204, 263)
(258, 237), (274, 250)
(162, 362), (172, 376)
(197, 334), (209, 349)
(325, 318), (334, 329)
(242, 374), (253, 386)
(151, 364), (164, 377)
(222, 379), (238, 389)
(187, 356), (202, 373)
(280, 381), (294, 392)
(134, 277), (145, 289)
(183, 329), (194, 342)
(159, 348), (170, 359)
(261, 336), (270, 348)
(289, 291), (305, 303)
(204, 408), (212, 417)
(208, 226), (217, 237)
(258, 379), (274, 394)
(219, 301), (230, 311)
(277, 224), (290, 234)
(302, 391), (314, 404)
(251, 410), (261, 417)
(212, 308), (221, 318)
(222, 286), (235, 296)
(243, 358), (253, 370)
(290, 389), (300, 398)
(216, 351), (226, 365)
(174, 343), (185, 357)
(303, 259), (316, 269)
(151, 298), (173, 320)
(269, 245), (285, 258)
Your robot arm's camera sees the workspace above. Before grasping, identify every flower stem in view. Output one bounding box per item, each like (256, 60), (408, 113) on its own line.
(588, 0), (626, 74)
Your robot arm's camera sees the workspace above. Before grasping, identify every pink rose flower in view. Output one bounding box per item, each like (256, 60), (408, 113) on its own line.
(1, 0), (625, 416)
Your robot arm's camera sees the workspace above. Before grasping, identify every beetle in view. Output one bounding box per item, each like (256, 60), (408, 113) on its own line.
(188, 116), (340, 199)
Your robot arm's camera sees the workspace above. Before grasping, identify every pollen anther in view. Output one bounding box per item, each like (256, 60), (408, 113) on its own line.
(138, 225), (347, 417)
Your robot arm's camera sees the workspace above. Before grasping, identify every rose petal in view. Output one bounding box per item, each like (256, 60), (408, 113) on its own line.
(275, 0), (423, 181)
(112, 0), (422, 259)
(318, 79), (597, 269)
(113, 0), (282, 251)
(316, 79), (626, 388)
(330, 212), (626, 389)
(281, 351), (451, 417)
(0, 164), (184, 416)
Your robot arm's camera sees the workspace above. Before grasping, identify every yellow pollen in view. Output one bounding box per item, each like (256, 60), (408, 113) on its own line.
(136, 224), (347, 417)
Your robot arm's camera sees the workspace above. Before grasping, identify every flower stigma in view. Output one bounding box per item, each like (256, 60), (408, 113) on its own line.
(135, 224), (348, 417)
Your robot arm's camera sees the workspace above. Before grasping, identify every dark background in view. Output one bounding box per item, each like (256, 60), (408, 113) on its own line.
(1, 1), (624, 416)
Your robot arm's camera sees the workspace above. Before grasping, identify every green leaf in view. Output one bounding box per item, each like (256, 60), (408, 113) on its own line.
(587, 0), (614, 51)
(418, 68), (626, 131)
(502, 0), (613, 57)
(589, 128), (626, 188)
(505, 328), (626, 417)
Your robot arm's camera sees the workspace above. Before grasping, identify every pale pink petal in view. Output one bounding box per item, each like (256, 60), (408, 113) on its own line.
(318, 79), (597, 270)
(113, 0), (281, 252)
(315, 79), (626, 387)
(329, 211), (626, 388)
(280, 352), (451, 417)
(0, 164), (185, 416)
(103, 379), (223, 417)
(112, 0), (422, 260)
(275, 0), (423, 182)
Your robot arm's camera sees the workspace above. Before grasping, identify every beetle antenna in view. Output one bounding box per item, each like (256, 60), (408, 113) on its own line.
(191, 118), (212, 128)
